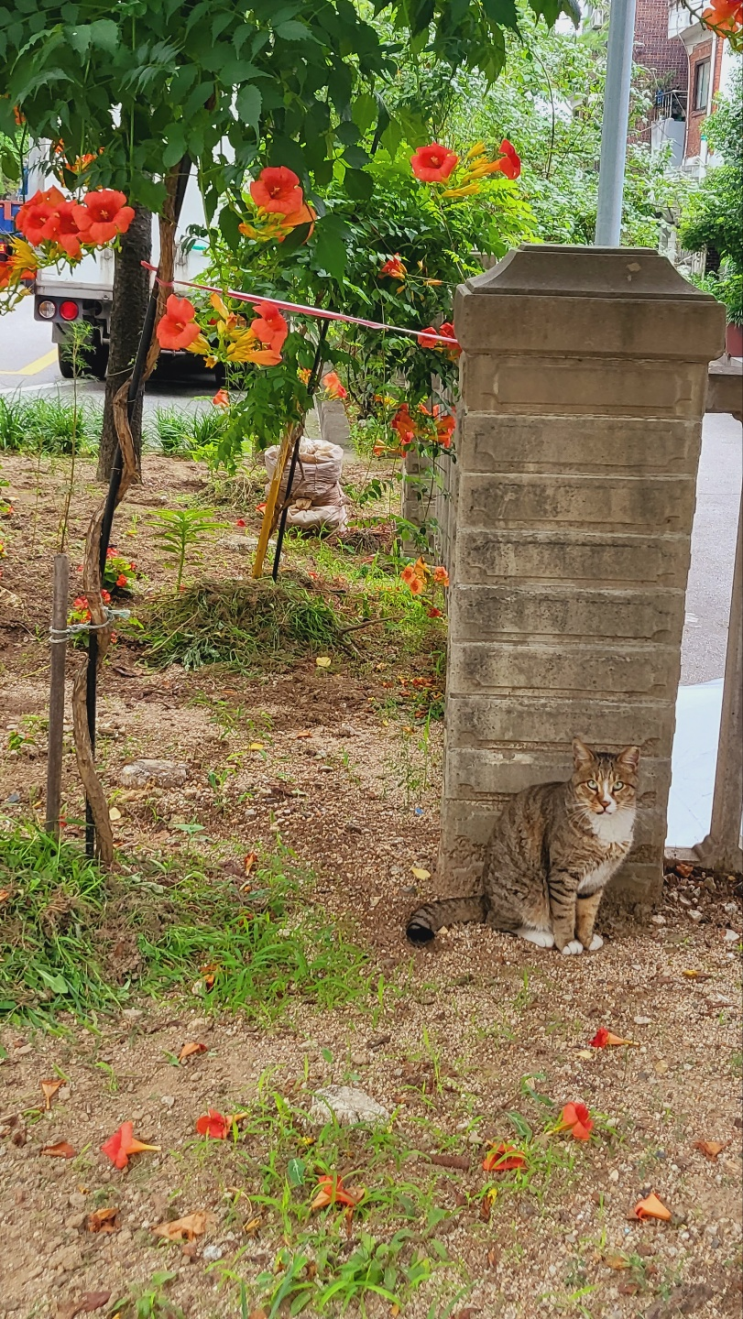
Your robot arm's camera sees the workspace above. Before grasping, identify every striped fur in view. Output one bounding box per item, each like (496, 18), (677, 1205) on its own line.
(406, 740), (639, 954)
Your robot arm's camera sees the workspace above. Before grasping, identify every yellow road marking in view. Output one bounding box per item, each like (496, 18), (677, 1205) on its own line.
(0, 348), (58, 376)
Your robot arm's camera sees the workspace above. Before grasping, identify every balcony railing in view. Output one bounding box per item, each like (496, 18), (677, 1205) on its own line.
(652, 88), (688, 120)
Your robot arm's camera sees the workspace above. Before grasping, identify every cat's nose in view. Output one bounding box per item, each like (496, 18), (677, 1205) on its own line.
(599, 800), (611, 811)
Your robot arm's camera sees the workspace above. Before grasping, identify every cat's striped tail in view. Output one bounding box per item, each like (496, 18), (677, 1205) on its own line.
(406, 895), (487, 944)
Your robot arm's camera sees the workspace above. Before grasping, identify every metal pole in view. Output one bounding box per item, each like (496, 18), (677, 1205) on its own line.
(594, 0), (638, 247)
(46, 553), (69, 837)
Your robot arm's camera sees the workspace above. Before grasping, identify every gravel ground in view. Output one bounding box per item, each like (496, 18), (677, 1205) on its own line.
(0, 452), (741, 1319)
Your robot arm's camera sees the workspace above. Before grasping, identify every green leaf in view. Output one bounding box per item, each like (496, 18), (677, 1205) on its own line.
(343, 168), (373, 201)
(482, 0), (519, 27)
(136, 177), (168, 213)
(162, 124), (187, 169)
(312, 157), (334, 187)
(274, 19), (315, 42)
(335, 120), (360, 146)
(37, 968), (71, 996)
(351, 92), (378, 136)
(315, 226), (347, 282)
(219, 205), (242, 248)
(89, 18), (119, 51)
(0, 147), (20, 183)
(236, 83), (262, 128)
(342, 144), (370, 169)
(67, 24), (92, 56)
(287, 1157), (305, 1186)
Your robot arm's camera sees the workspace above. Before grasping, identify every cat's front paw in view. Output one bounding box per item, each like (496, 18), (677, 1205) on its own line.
(588, 934), (604, 952)
(561, 940), (584, 956)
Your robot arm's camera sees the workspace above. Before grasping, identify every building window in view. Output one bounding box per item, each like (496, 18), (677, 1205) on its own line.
(693, 58), (710, 112)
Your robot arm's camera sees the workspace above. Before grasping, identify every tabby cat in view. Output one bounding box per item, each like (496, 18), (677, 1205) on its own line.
(407, 739), (640, 955)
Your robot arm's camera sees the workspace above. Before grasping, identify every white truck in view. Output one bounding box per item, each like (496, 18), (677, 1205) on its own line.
(31, 170), (210, 379)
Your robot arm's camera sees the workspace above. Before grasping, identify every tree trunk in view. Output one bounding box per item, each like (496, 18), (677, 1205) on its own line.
(96, 205), (152, 482)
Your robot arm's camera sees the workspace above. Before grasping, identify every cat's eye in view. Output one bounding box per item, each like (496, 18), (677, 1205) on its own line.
(587, 779), (598, 790)
(614, 781), (624, 791)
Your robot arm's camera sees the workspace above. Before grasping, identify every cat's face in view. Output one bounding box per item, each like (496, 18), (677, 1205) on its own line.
(571, 738), (639, 818)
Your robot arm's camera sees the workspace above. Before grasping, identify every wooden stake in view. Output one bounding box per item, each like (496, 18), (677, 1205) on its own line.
(252, 421), (302, 579)
(45, 553), (69, 837)
(695, 490), (743, 873)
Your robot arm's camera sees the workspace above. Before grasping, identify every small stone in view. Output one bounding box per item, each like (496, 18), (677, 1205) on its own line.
(633, 1016), (652, 1026)
(689, 909), (703, 922)
(161, 1095), (175, 1108)
(308, 1085), (390, 1127)
(202, 1244), (224, 1262)
(609, 1169), (619, 1182)
(120, 759), (188, 789)
(650, 915), (665, 926)
(4, 791), (20, 805)
(217, 535), (259, 554)
(350, 1052), (369, 1067)
(66, 1212), (85, 1229)
(724, 929), (741, 943)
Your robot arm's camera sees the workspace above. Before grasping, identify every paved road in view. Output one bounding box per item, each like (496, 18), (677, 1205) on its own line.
(0, 296), (214, 415)
(1, 298), (741, 682)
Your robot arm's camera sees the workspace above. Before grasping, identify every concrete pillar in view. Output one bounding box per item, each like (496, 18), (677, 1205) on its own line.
(439, 244), (725, 906)
(317, 399), (351, 449)
(401, 448), (434, 553)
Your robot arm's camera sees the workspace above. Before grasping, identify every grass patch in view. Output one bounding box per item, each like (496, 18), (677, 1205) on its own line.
(133, 542), (446, 715)
(0, 826), (372, 1026)
(0, 395), (103, 455)
(145, 405), (231, 459)
(138, 576), (353, 671)
(210, 1078), (458, 1315)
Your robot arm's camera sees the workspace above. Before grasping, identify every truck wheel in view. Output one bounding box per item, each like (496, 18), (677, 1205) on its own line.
(88, 339), (109, 381)
(57, 346), (74, 379)
(57, 337), (109, 381)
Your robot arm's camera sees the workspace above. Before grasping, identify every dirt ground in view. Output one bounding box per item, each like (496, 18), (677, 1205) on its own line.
(0, 452), (741, 1319)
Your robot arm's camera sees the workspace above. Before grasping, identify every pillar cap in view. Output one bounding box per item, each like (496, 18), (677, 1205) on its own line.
(464, 243), (720, 303)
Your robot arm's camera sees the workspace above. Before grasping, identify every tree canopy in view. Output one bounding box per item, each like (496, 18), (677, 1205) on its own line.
(679, 77), (743, 324)
(0, 0), (578, 219)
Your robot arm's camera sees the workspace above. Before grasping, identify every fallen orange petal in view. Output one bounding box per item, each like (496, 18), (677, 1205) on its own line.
(178, 1042), (207, 1063)
(694, 1139), (728, 1160)
(310, 1175), (365, 1210)
(243, 851), (258, 875)
(87, 1207), (119, 1233)
(152, 1211), (208, 1241)
(128, 1137), (160, 1155)
(482, 1142), (527, 1172)
(41, 1078), (64, 1109)
(634, 1192), (672, 1221)
(40, 1140), (76, 1158)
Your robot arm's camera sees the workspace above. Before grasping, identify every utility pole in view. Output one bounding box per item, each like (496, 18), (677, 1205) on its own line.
(595, 0), (638, 245)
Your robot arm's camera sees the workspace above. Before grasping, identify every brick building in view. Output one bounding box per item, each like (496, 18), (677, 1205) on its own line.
(588, 0), (734, 173)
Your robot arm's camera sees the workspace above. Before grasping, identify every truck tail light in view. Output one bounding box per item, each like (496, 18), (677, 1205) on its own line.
(37, 300), (56, 319)
(59, 300), (79, 321)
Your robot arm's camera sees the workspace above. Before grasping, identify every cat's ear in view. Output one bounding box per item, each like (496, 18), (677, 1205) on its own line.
(616, 745), (640, 771)
(572, 738), (595, 768)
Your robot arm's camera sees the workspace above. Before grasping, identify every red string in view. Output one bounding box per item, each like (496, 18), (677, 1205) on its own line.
(141, 262), (458, 346)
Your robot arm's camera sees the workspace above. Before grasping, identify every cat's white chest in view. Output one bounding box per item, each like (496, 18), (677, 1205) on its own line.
(579, 809), (635, 894)
(589, 809), (635, 846)
(578, 859), (617, 894)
